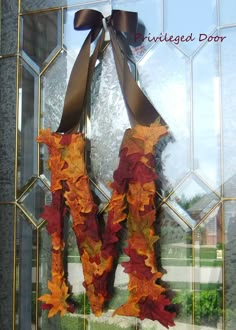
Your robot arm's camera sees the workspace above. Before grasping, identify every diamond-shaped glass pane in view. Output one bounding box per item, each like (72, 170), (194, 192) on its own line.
(167, 174), (220, 227)
(21, 10), (62, 72)
(19, 179), (51, 225)
(112, 0), (162, 61)
(164, 0), (217, 56)
(16, 209), (37, 329)
(18, 60), (39, 192)
(138, 43), (191, 193)
(193, 40), (221, 192)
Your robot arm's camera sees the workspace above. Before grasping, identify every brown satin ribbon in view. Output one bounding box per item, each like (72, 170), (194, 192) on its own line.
(57, 9), (164, 133)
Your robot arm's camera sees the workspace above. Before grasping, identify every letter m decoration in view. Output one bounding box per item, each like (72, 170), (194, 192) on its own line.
(37, 124), (176, 328)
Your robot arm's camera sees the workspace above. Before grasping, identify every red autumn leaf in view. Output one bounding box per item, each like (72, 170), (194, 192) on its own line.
(40, 205), (62, 235)
(67, 303), (75, 313)
(41, 303), (53, 310)
(112, 150), (143, 193)
(92, 271), (110, 298)
(131, 161), (157, 184)
(60, 134), (72, 145)
(122, 248), (153, 280)
(77, 211), (101, 242)
(138, 295), (176, 328)
(89, 254), (101, 265)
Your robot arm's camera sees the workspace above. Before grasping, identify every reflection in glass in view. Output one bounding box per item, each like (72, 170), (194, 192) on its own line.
(138, 42), (191, 193)
(193, 40), (221, 192)
(224, 201), (236, 329)
(18, 179), (51, 225)
(38, 226), (61, 330)
(21, 10), (62, 71)
(194, 206), (223, 328)
(220, 0), (236, 25)
(164, 0), (217, 56)
(167, 174), (220, 227)
(112, 0), (162, 62)
(16, 210), (37, 329)
(18, 61), (39, 192)
(159, 205), (193, 325)
(221, 28), (236, 197)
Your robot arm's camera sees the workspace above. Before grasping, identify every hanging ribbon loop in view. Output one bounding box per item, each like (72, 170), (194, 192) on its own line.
(57, 9), (163, 133)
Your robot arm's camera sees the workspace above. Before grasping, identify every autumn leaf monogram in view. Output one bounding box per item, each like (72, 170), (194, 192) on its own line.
(37, 123), (176, 328)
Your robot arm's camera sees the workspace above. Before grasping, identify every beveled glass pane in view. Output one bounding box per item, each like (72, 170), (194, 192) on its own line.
(112, 0), (162, 62)
(41, 51), (74, 131)
(21, 0), (104, 12)
(64, 2), (111, 59)
(224, 201), (236, 329)
(40, 51), (75, 181)
(18, 60), (39, 192)
(18, 179), (51, 225)
(0, 0), (17, 55)
(194, 206), (223, 328)
(164, 0), (217, 56)
(0, 205), (14, 329)
(16, 209), (37, 329)
(0, 57), (17, 202)
(21, 10), (62, 71)
(160, 205), (193, 325)
(220, 0), (236, 25)
(221, 27), (236, 197)
(167, 174), (220, 228)
(193, 40), (221, 192)
(138, 43), (191, 194)
(88, 45), (130, 192)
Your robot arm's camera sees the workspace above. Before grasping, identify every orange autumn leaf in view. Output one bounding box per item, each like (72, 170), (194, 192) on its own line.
(80, 236), (102, 257)
(128, 233), (159, 255)
(61, 135), (85, 182)
(86, 284), (104, 316)
(51, 232), (65, 251)
(128, 274), (165, 299)
(127, 182), (151, 210)
(113, 297), (140, 317)
(65, 178), (94, 214)
(120, 128), (144, 156)
(38, 280), (70, 318)
(51, 252), (64, 275)
(133, 124), (168, 154)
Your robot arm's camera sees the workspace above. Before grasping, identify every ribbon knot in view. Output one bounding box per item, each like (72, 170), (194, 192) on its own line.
(57, 9), (163, 133)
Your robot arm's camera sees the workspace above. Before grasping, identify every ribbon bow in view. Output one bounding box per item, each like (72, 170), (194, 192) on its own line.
(57, 9), (163, 133)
